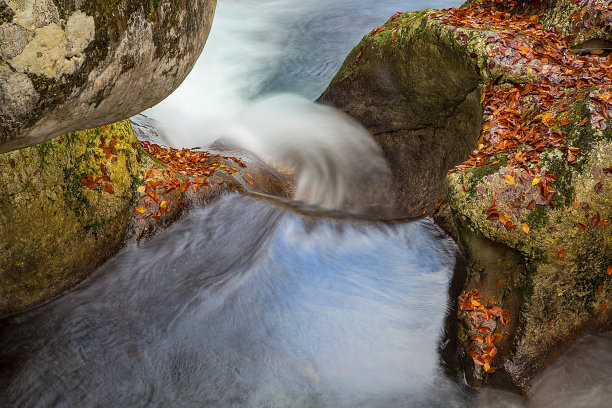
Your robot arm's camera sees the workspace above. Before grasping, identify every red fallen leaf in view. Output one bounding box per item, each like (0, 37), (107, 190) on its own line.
(566, 150), (577, 164)
(95, 176), (110, 184)
(594, 181), (604, 193)
(548, 319), (553, 326)
(580, 202), (590, 211)
(577, 223), (588, 230)
(33, 168), (39, 176)
(558, 249), (565, 259)
(111, 156), (118, 164)
(102, 184), (115, 194)
(602, 304), (608, 312)
(100, 163), (108, 175)
(504, 221), (517, 231)
(470, 52), (478, 58)
(526, 199), (536, 210)
(592, 213), (601, 227)
(598, 284), (604, 293)
(218, 178), (224, 184)
(179, 202), (186, 208)
(476, 325), (492, 333)
(9, 158), (15, 167)
(462, 183), (469, 192)
(603, 168), (612, 176)
(456, 32), (468, 41)
(497, 281), (505, 287)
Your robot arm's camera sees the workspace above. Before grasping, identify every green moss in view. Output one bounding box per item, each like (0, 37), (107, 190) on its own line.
(469, 161), (502, 185)
(84, 219), (109, 236)
(526, 204), (549, 229)
(35, 140), (55, 166)
(539, 149), (575, 209)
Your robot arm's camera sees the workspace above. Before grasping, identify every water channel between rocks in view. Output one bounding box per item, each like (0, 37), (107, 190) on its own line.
(1, 1), (611, 407)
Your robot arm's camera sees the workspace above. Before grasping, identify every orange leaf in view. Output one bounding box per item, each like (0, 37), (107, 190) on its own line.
(471, 335), (484, 343)
(547, 319), (553, 326)
(492, 333), (504, 342)
(522, 223), (529, 234)
(496, 281), (505, 287)
(597, 284), (604, 293)
(557, 249), (565, 259)
(135, 206), (146, 214)
(607, 265), (612, 275)
(489, 296), (499, 304)
(602, 304), (608, 312)
(579, 118), (587, 126)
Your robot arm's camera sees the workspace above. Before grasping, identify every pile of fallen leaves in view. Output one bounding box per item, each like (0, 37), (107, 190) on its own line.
(426, 0), (612, 233)
(133, 141), (250, 221)
(459, 288), (511, 374)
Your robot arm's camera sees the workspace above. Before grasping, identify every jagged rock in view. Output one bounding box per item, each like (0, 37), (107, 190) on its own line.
(0, 0), (216, 153)
(0, 120), (290, 318)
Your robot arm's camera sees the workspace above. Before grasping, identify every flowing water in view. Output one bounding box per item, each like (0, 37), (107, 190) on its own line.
(2, 1), (611, 407)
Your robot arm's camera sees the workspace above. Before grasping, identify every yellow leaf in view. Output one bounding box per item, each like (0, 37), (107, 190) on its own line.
(483, 124), (490, 131)
(481, 92), (486, 103)
(504, 174), (515, 185)
(522, 223), (530, 234)
(542, 112), (553, 123)
(499, 213), (511, 224)
(137, 185), (146, 193)
(532, 176), (542, 186)
(160, 201), (168, 209)
(471, 300), (481, 307)
(135, 206), (146, 214)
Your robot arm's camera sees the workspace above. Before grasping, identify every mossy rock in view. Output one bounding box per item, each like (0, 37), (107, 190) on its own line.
(318, 10), (483, 231)
(321, 0), (612, 392)
(0, 0), (216, 153)
(0, 120), (145, 317)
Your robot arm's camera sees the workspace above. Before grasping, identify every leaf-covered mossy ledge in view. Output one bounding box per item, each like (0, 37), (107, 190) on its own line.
(0, 119), (277, 318)
(439, 0), (612, 392)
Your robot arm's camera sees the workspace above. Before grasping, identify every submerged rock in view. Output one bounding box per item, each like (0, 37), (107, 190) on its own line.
(0, 0), (217, 153)
(0, 120), (289, 318)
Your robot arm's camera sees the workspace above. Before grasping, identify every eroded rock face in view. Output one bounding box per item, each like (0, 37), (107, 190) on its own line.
(318, 10), (483, 231)
(0, 0), (217, 153)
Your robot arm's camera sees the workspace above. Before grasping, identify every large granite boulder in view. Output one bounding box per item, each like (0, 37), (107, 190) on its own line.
(0, 0), (216, 153)
(0, 120), (290, 318)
